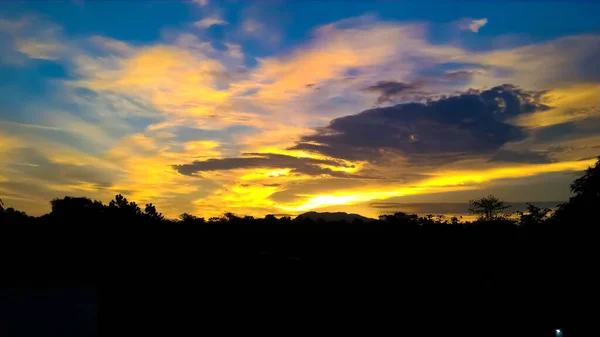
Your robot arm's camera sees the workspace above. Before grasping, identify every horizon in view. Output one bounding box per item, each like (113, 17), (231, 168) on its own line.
(1, 1), (599, 219)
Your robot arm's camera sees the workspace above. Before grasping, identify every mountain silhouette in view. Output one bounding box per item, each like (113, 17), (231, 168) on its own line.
(295, 211), (375, 223)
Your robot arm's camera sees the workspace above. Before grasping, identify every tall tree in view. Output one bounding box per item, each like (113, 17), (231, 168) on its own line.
(553, 157), (600, 222)
(468, 195), (511, 221)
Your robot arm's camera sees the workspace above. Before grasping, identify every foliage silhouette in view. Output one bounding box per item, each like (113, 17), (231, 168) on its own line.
(468, 194), (512, 221)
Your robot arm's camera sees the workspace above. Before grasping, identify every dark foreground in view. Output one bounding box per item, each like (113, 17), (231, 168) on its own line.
(1, 221), (595, 337)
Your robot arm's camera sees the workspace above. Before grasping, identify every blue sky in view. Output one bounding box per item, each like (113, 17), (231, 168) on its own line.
(1, 0), (599, 218)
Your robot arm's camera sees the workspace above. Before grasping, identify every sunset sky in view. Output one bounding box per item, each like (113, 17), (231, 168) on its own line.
(1, 1), (599, 219)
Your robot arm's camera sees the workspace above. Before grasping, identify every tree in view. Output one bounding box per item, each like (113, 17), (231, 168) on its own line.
(0, 198), (4, 212)
(179, 213), (206, 224)
(49, 196), (105, 223)
(553, 157), (600, 223)
(144, 203), (164, 221)
(224, 212), (239, 221)
(518, 203), (551, 227)
(109, 194), (142, 217)
(468, 195), (511, 221)
(264, 214), (277, 221)
(570, 156), (600, 200)
(450, 216), (462, 225)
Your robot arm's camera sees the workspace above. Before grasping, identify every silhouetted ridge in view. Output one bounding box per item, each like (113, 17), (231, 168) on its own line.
(295, 211), (375, 223)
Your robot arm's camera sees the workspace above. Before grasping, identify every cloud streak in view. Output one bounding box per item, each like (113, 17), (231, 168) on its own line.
(194, 17), (228, 28)
(174, 153), (359, 178)
(457, 18), (488, 33)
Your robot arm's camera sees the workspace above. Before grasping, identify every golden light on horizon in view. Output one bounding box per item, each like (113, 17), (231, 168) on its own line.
(276, 159), (595, 212)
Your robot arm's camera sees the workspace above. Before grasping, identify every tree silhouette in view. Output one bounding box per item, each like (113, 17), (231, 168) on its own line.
(109, 194), (142, 218)
(517, 203), (551, 227)
(179, 213), (206, 224)
(0, 198), (4, 212)
(553, 156), (600, 224)
(144, 203), (164, 221)
(468, 195), (512, 221)
(570, 156), (600, 199)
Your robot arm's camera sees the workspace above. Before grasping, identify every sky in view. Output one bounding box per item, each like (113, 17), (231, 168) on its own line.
(1, 0), (599, 219)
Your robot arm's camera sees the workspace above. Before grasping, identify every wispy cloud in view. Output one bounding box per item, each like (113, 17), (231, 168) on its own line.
(192, 0), (209, 7)
(0, 16), (64, 63)
(194, 17), (227, 28)
(457, 17), (488, 33)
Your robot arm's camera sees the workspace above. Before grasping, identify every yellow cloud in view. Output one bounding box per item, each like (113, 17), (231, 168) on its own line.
(277, 159), (595, 212)
(105, 134), (224, 203)
(0, 131), (20, 154)
(76, 45), (231, 121)
(513, 84), (600, 128)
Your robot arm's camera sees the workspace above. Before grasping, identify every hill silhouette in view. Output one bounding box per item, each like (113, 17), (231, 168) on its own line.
(1, 157), (599, 337)
(295, 211), (375, 222)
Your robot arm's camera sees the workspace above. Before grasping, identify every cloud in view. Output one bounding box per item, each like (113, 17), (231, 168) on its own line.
(512, 84), (600, 128)
(224, 42), (243, 59)
(457, 18), (488, 33)
(292, 84), (550, 163)
(0, 16), (64, 63)
(488, 150), (552, 164)
(89, 36), (135, 56)
(4, 147), (113, 188)
(72, 42), (234, 126)
(15, 40), (61, 60)
(174, 153), (358, 178)
(369, 202), (560, 216)
(362, 81), (418, 105)
(240, 18), (281, 46)
(273, 159), (595, 212)
(242, 18), (262, 34)
(464, 35), (600, 88)
(192, 0), (208, 7)
(194, 17), (227, 28)
(268, 178), (371, 204)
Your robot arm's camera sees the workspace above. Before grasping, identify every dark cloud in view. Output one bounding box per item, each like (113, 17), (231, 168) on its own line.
(262, 183), (282, 187)
(535, 116), (600, 143)
(174, 153), (358, 178)
(535, 122), (578, 143)
(292, 84), (549, 164)
(441, 70), (486, 84)
(362, 81), (417, 105)
(369, 202), (561, 216)
(488, 150), (552, 164)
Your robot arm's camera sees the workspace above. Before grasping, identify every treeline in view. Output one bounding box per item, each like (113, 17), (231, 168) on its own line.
(1, 158), (598, 336)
